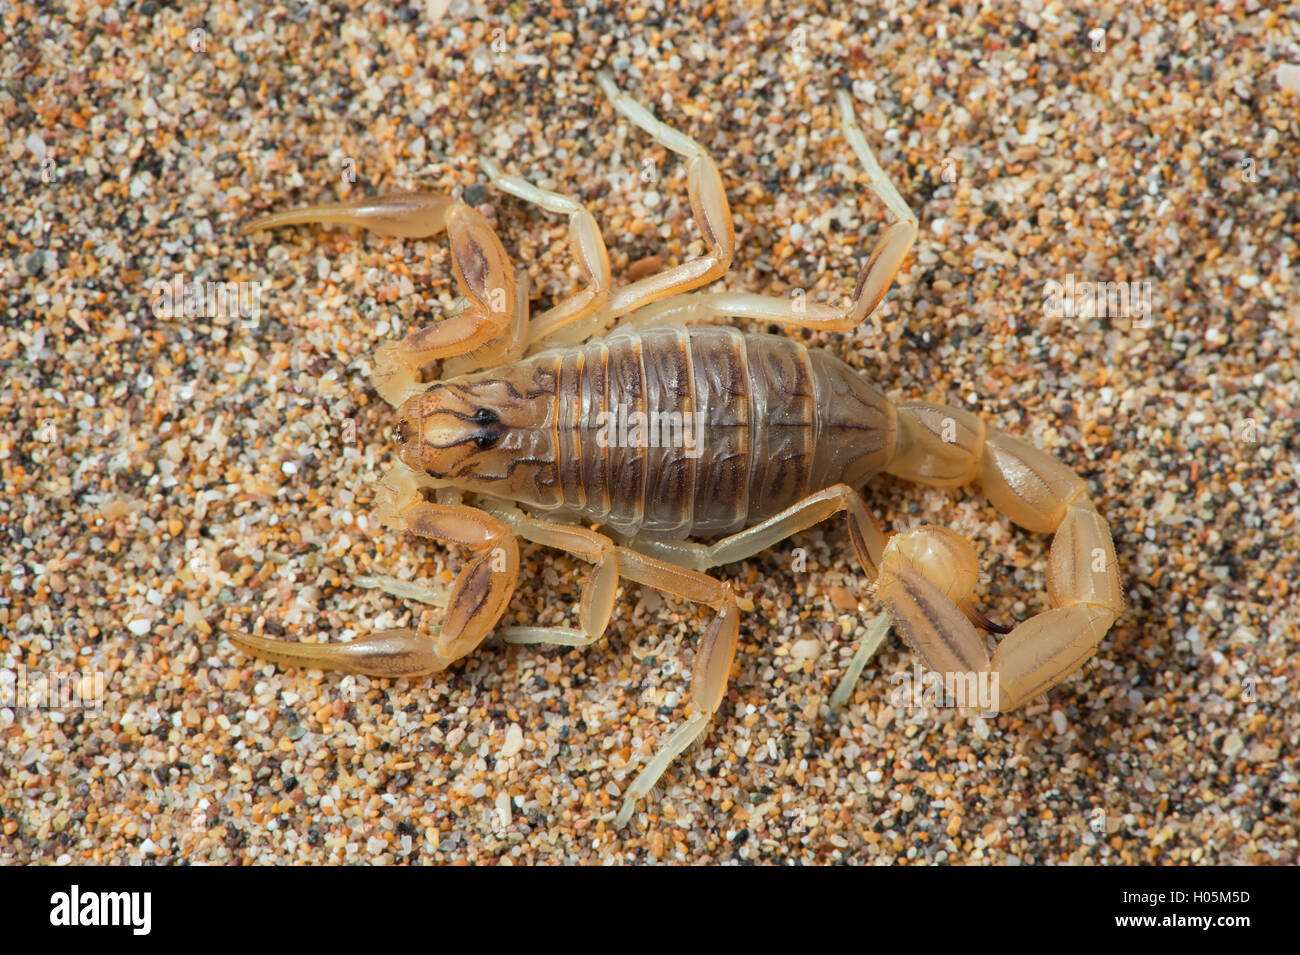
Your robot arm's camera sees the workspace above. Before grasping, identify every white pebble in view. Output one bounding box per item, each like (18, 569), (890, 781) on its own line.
(1051, 710), (1068, 734)
(127, 618), (151, 636)
(790, 638), (821, 661)
(1277, 63), (1300, 94)
(496, 791), (512, 828)
(500, 723), (524, 758)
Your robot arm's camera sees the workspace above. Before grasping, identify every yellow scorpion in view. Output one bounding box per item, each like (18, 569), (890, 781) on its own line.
(232, 73), (1122, 828)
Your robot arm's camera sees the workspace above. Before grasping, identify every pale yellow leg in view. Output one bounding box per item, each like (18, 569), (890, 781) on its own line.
(460, 158), (613, 350)
(626, 483), (888, 576)
(538, 72), (737, 348)
(355, 574), (448, 608)
(602, 87), (918, 335)
(478, 502), (620, 647)
(830, 612), (893, 708)
(609, 547), (740, 828)
(458, 499), (742, 827)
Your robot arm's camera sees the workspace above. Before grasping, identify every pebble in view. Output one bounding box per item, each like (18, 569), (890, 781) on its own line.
(1277, 63), (1300, 94)
(500, 723), (525, 759)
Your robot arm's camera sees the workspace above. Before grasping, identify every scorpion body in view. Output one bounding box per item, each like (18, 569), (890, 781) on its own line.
(407, 324), (894, 539)
(232, 73), (1123, 828)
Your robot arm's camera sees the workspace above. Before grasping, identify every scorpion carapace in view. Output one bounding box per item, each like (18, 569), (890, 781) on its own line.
(231, 72), (1123, 829)
(394, 325), (897, 537)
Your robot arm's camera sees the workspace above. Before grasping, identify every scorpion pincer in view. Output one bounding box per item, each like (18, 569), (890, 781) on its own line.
(232, 72), (1123, 828)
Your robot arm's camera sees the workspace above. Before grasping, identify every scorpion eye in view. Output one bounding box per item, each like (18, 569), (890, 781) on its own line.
(471, 408), (502, 450)
(394, 418), (411, 445)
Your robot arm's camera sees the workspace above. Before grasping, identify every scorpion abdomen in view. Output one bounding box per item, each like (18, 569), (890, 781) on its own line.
(518, 324), (896, 539)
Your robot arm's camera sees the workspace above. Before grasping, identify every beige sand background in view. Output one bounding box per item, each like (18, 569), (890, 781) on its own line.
(2, 0), (1297, 863)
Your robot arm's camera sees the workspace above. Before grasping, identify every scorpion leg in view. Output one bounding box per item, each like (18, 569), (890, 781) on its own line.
(439, 267), (531, 379)
(477, 503), (620, 647)
(472, 502), (742, 827)
(624, 483), (887, 576)
(605, 87), (919, 335)
(463, 158), (612, 348)
(609, 548), (740, 829)
(229, 500), (520, 678)
(240, 192), (517, 406)
(355, 463), (454, 607)
(542, 72), (737, 348)
(625, 485), (897, 712)
(877, 402), (1123, 711)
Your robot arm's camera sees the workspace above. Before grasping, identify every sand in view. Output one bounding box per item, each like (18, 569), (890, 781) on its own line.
(2, 0), (1296, 863)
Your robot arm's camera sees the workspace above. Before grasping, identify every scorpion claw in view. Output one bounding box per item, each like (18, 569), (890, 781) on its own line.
(227, 628), (447, 678)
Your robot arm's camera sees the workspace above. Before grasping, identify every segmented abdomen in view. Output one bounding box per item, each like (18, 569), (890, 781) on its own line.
(528, 325), (896, 539)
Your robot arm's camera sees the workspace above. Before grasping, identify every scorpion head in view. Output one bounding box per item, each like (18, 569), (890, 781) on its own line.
(392, 371), (556, 502)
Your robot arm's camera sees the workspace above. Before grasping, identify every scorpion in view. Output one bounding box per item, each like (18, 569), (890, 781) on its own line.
(232, 73), (1123, 828)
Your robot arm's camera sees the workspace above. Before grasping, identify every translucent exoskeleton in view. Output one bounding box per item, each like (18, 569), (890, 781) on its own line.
(232, 73), (1123, 829)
